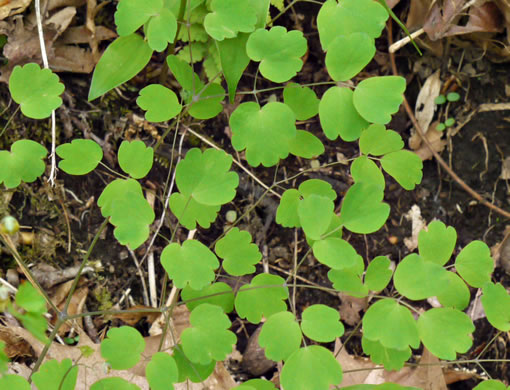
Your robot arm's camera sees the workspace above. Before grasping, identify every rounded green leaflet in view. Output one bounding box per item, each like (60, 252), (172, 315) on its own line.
(339, 182), (390, 234)
(280, 346), (342, 390)
(381, 150), (423, 190)
(317, 0), (388, 50)
(215, 227), (261, 276)
(146, 8), (177, 51)
(359, 124), (404, 156)
(88, 34), (153, 101)
(100, 326), (145, 370)
(166, 54), (202, 92)
(361, 337), (411, 371)
(447, 92), (461, 102)
(353, 76), (406, 124)
(299, 179), (337, 201)
(172, 344), (215, 383)
(188, 82), (225, 120)
(0, 375), (30, 390)
(362, 299), (420, 351)
(145, 352), (178, 390)
(328, 269), (368, 297)
(301, 304), (344, 342)
(283, 83), (319, 120)
(230, 101), (296, 167)
(0, 140), (47, 189)
(9, 63), (64, 119)
(246, 26), (307, 83)
(313, 237), (363, 271)
(365, 256), (393, 292)
(343, 385), (421, 390)
(481, 282), (510, 331)
(98, 178), (143, 216)
(91, 377), (140, 390)
(326, 33), (375, 81)
(241, 379), (276, 390)
(319, 86), (369, 141)
(169, 192), (220, 229)
(182, 282), (234, 313)
(181, 303), (236, 364)
(16, 282), (46, 314)
(235, 273), (288, 324)
(32, 358), (78, 390)
(436, 271), (470, 310)
(118, 140), (154, 179)
(204, 0), (257, 41)
(175, 148), (238, 206)
(259, 311), (302, 361)
(289, 130), (324, 159)
(417, 307), (474, 360)
(0, 341), (7, 374)
(474, 380), (509, 390)
(136, 84), (182, 122)
(298, 194), (334, 241)
(351, 155), (385, 189)
(56, 139), (103, 175)
(418, 220), (457, 266)
(161, 239), (219, 290)
(276, 189), (301, 227)
(455, 240), (494, 288)
(114, 0), (162, 36)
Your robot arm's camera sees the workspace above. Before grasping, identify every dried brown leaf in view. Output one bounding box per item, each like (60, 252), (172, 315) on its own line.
(0, 0), (31, 21)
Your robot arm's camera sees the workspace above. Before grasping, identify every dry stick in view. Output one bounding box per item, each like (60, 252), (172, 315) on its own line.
(387, 20), (510, 220)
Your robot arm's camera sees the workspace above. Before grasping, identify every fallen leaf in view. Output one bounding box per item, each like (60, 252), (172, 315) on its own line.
(338, 292), (368, 326)
(404, 205), (426, 252)
(414, 121), (447, 161)
(0, 0), (31, 21)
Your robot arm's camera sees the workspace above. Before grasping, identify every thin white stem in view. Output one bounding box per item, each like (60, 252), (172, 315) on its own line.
(35, 0), (49, 68)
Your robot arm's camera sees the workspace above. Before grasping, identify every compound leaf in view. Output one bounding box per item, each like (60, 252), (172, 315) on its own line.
(359, 124), (404, 156)
(326, 33), (375, 81)
(0, 140), (47, 189)
(353, 76), (406, 124)
(182, 282), (234, 313)
(115, 0), (162, 36)
(301, 304), (344, 343)
(117, 140), (153, 179)
(204, 0), (257, 41)
(215, 228), (261, 276)
(32, 359), (78, 390)
(181, 303), (236, 364)
(161, 240), (219, 290)
(283, 83), (319, 120)
(361, 337), (411, 371)
(56, 139), (103, 175)
(146, 353), (178, 390)
(137, 84), (182, 122)
(381, 150), (423, 190)
(100, 326), (145, 370)
(417, 308), (474, 360)
(247, 26), (307, 83)
(365, 256), (392, 292)
(313, 237), (363, 271)
(9, 63), (64, 119)
(328, 269), (368, 298)
(289, 130), (324, 159)
(455, 241), (494, 288)
(0, 375), (30, 390)
(218, 34), (250, 103)
(146, 8), (177, 51)
(235, 273), (288, 324)
(169, 193), (220, 229)
(91, 377), (140, 390)
(173, 344), (215, 383)
(230, 101), (296, 167)
(259, 311), (302, 361)
(298, 195), (334, 241)
(481, 282), (510, 331)
(418, 221), (457, 266)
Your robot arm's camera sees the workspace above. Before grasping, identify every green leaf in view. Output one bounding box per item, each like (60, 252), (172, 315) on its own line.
(181, 303), (236, 364)
(218, 34), (250, 103)
(481, 282), (510, 331)
(359, 124), (404, 156)
(313, 237), (363, 271)
(188, 82), (225, 120)
(434, 95), (446, 105)
(16, 282), (46, 313)
(339, 182), (390, 234)
(230, 101), (296, 167)
(289, 130), (324, 159)
(90, 377), (140, 390)
(0, 341), (8, 374)
(328, 269), (368, 297)
(417, 308), (474, 360)
(365, 256), (392, 292)
(381, 150), (423, 190)
(136, 84), (182, 122)
(317, 0), (388, 50)
(351, 155), (385, 189)
(146, 8), (177, 51)
(276, 189), (301, 227)
(215, 228), (261, 276)
(115, 0), (162, 36)
(117, 140), (154, 179)
(353, 76), (406, 124)
(283, 83), (319, 120)
(89, 34), (152, 101)
(9, 302), (48, 343)
(447, 92), (460, 102)
(280, 346), (342, 390)
(319, 86), (369, 141)
(235, 273), (288, 324)
(0, 140), (47, 189)
(175, 148), (238, 205)
(361, 337), (411, 371)
(100, 326), (145, 370)
(32, 358), (78, 390)
(161, 240), (219, 289)
(455, 241), (494, 288)
(246, 26), (307, 83)
(9, 63), (64, 119)
(240, 379), (277, 390)
(169, 193), (220, 229)
(362, 299), (420, 350)
(298, 195), (334, 241)
(173, 344), (215, 383)
(166, 54), (201, 92)
(436, 271), (470, 310)
(204, 0), (257, 41)
(474, 380), (509, 390)
(56, 139), (103, 175)
(301, 304), (344, 343)
(146, 352), (178, 390)
(0, 375), (30, 390)
(418, 221), (457, 266)
(299, 179), (337, 201)
(182, 282), (234, 313)
(326, 33), (375, 81)
(259, 311), (302, 361)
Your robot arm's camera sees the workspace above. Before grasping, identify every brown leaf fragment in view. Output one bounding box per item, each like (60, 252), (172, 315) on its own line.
(112, 305), (160, 326)
(0, 0), (31, 21)
(242, 325), (276, 376)
(0, 325), (33, 358)
(338, 292), (368, 326)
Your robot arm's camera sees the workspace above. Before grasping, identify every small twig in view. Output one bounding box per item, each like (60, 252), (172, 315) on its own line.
(128, 249), (150, 307)
(389, 28), (424, 53)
